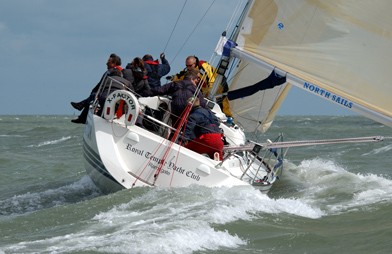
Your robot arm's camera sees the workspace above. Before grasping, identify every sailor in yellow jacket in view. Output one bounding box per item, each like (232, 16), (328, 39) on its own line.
(172, 55), (232, 117)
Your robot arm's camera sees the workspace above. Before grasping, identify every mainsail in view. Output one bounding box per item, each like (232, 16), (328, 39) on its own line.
(224, 0), (392, 129)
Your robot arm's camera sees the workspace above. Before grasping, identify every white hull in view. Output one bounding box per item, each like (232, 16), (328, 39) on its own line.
(82, 92), (281, 194)
(80, 0), (392, 195)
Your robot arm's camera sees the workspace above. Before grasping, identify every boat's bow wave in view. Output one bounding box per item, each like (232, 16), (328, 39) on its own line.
(283, 158), (392, 214)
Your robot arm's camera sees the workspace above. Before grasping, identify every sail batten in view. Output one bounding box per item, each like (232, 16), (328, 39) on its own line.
(228, 0), (392, 128)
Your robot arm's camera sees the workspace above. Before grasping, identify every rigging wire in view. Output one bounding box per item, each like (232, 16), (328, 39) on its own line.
(162, 0), (188, 53)
(171, 0), (217, 64)
(225, 0), (244, 33)
(208, 0), (243, 68)
(153, 0), (222, 183)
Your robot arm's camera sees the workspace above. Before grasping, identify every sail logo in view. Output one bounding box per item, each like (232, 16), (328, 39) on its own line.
(303, 82), (353, 109)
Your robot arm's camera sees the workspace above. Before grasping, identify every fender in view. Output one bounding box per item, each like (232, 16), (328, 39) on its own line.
(103, 90), (140, 126)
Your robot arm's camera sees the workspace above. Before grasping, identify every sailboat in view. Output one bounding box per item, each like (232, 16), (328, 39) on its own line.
(82, 0), (391, 194)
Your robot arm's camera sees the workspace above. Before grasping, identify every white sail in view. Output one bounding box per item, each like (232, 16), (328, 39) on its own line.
(228, 61), (290, 133)
(228, 0), (392, 127)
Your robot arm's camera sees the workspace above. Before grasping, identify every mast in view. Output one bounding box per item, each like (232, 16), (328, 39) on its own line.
(228, 0), (253, 44)
(207, 0), (253, 101)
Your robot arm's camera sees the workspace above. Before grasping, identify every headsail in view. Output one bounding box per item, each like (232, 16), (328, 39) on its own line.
(226, 0), (392, 128)
(227, 62), (290, 133)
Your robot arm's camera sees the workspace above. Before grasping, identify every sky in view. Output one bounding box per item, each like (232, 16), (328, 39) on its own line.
(0, 0), (354, 116)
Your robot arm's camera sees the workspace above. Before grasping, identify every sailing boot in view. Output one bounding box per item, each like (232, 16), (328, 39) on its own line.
(71, 101), (84, 111)
(71, 107), (88, 124)
(71, 117), (85, 124)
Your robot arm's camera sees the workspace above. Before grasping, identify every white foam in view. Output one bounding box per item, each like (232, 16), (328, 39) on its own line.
(291, 158), (392, 215)
(362, 143), (392, 156)
(0, 134), (25, 138)
(3, 223), (245, 254)
(27, 136), (72, 147)
(205, 186), (324, 221)
(2, 185), (326, 253)
(332, 173), (392, 212)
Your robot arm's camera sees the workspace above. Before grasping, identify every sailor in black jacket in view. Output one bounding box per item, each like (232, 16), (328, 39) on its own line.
(145, 69), (206, 127)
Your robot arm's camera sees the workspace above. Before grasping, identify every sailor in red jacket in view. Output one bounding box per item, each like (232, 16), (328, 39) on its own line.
(183, 97), (224, 160)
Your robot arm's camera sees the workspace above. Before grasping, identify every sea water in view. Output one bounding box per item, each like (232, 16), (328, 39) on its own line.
(0, 115), (391, 253)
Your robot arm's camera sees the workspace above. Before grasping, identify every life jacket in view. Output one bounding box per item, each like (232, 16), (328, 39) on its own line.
(145, 59), (160, 79)
(172, 59), (216, 90)
(108, 66), (124, 78)
(114, 65), (123, 71)
(197, 60), (216, 88)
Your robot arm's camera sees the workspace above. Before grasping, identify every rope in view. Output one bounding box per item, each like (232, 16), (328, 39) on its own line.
(169, 108), (192, 186)
(150, 71), (215, 184)
(162, 0), (188, 53)
(171, 0), (217, 64)
(152, 102), (193, 185)
(131, 132), (167, 188)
